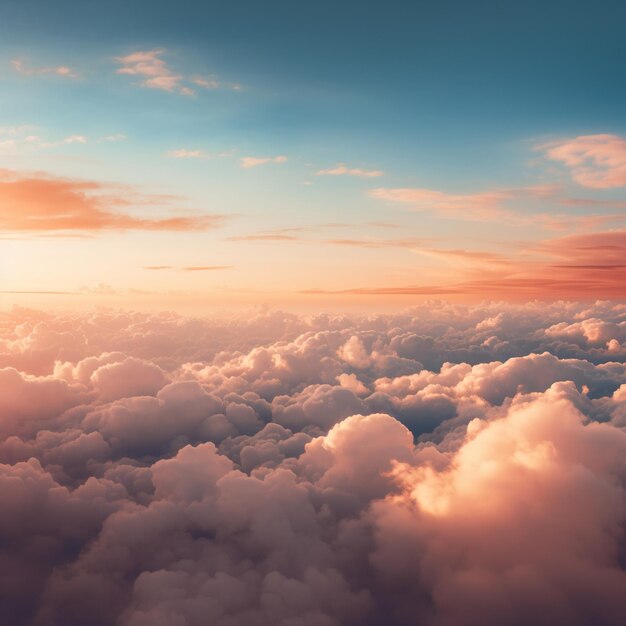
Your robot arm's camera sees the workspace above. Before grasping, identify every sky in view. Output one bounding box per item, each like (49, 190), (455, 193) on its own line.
(0, 0), (625, 311)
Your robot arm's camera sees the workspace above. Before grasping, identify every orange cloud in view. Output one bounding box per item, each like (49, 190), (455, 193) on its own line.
(369, 185), (556, 220)
(0, 169), (224, 232)
(541, 134), (626, 188)
(228, 233), (301, 242)
(325, 237), (428, 249)
(303, 230), (626, 300)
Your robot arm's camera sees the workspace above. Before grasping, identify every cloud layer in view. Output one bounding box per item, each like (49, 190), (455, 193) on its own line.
(0, 301), (625, 625)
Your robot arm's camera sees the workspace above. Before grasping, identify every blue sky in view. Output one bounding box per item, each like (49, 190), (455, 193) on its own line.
(0, 0), (625, 309)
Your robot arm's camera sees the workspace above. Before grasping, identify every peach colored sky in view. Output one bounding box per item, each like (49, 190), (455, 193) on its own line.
(1, 38), (625, 309)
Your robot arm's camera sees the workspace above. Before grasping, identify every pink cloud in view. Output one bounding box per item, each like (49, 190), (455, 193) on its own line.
(167, 149), (208, 159)
(316, 163), (384, 178)
(0, 303), (624, 625)
(115, 49), (190, 95)
(541, 134), (626, 188)
(240, 155), (288, 168)
(115, 49), (243, 96)
(368, 185), (557, 221)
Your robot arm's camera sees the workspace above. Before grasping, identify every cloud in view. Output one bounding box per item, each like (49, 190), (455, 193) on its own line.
(115, 49), (242, 96)
(240, 155), (288, 168)
(369, 185), (557, 221)
(0, 169), (225, 232)
(191, 76), (244, 91)
(101, 134), (126, 142)
(115, 49), (188, 94)
(303, 230), (626, 300)
(541, 134), (626, 188)
(325, 237), (428, 249)
(167, 149), (208, 159)
(0, 303), (625, 625)
(11, 59), (78, 78)
(63, 135), (87, 144)
(316, 163), (384, 178)
(370, 385), (626, 626)
(228, 233), (301, 242)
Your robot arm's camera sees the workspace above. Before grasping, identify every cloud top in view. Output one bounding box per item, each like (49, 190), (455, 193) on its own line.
(0, 301), (625, 625)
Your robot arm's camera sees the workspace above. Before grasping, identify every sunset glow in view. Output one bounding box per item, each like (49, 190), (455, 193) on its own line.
(1, 1), (625, 625)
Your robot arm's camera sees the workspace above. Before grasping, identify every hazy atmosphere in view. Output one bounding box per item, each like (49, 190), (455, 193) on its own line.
(0, 1), (625, 625)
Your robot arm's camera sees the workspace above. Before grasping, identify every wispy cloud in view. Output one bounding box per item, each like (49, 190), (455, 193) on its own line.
(115, 49), (243, 96)
(101, 134), (126, 142)
(539, 134), (626, 189)
(325, 237), (428, 249)
(316, 163), (383, 178)
(63, 135), (87, 144)
(144, 265), (232, 271)
(240, 155), (288, 168)
(115, 49), (188, 94)
(228, 233), (300, 242)
(303, 229), (626, 299)
(11, 59), (78, 78)
(191, 76), (243, 91)
(0, 169), (226, 233)
(369, 185), (558, 221)
(167, 149), (209, 159)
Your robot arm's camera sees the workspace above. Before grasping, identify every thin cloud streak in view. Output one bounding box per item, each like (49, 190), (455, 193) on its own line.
(302, 230), (626, 300)
(316, 163), (383, 178)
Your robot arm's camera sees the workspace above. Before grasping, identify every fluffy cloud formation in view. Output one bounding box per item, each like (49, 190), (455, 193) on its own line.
(542, 134), (626, 188)
(0, 301), (625, 625)
(0, 169), (224, 232)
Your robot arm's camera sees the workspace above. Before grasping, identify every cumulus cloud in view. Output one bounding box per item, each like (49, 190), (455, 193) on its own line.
(0, 302), (625, 625)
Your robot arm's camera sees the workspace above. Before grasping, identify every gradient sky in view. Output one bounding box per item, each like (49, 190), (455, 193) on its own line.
(1, 0), (625, 311)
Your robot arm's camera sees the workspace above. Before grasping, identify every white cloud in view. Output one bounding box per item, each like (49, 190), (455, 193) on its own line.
(240, 155), (288, 168)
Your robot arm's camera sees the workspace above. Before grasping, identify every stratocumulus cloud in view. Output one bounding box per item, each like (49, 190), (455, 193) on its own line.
(0, 302), (625, 626)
